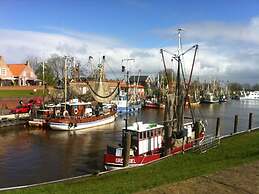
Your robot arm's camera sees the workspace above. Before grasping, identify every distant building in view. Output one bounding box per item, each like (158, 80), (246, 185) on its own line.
(0, 56), (38, 86)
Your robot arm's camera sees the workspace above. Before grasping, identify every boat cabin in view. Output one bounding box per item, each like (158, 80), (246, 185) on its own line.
(60, 99), (92, 117)
(124, 122), (164, 156)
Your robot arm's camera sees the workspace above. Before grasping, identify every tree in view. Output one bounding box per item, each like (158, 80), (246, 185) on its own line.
(228, 82), (242, 92)
(252, 83), (259, 91)
(35, 63), (55, 86)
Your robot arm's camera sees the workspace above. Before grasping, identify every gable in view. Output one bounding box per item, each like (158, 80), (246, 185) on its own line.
(7, 64), (27, 77)
(0, 56), (14, 78)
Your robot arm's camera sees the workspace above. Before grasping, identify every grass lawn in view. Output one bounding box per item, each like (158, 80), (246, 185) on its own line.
(2, 130), (259, 194)
(0, 90), (43, 98)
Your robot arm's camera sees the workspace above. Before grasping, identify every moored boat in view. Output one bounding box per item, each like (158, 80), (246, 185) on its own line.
(200, 92), (219, 103)
(48, 99), (116, 131)
(104, 29), (206, 170)
(239, 91), (259, 100)
(104, 121), (205, 170)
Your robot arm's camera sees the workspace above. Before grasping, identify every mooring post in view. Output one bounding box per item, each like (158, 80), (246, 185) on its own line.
(215, 117), (221, 137)
(248, 113), (253, 130)
(123, 131), (131, 167)
(234, 115), (238, 134)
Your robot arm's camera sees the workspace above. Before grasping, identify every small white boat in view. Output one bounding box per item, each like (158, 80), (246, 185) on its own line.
(240, 91), (259, 100)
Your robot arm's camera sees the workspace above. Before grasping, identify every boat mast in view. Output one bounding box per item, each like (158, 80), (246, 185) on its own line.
(122, 58), (135, 130)
(64, 56), (68, 111)
(42, 60), (45, 108)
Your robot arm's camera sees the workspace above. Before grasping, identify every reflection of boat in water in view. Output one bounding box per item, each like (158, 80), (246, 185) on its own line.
(49, 56), (119, 131)
(239, 91), (259, 100)
(104, 29), (206, 170)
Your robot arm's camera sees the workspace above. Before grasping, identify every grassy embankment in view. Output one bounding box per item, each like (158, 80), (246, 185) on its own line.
(0, 90), (43, 98)
(2, 129), (259, 194)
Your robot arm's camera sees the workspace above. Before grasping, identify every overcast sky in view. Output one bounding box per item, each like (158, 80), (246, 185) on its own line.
(1, 0), (259, 83)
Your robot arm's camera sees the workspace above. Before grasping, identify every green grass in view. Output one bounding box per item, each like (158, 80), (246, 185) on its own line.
(3, 130), (259, 194)
(0, 90), (43, 98)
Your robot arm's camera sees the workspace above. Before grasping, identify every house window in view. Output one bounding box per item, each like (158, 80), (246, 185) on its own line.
(1, 68), (6, 76)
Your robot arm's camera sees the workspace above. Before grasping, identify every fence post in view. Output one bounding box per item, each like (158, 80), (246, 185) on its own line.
(248, 113), (253, 130)
(233, 115), (238, 134)
(215, 117), (221, 137)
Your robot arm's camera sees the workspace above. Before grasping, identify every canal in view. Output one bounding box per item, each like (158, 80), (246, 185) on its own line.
(0, 100), (258, 188)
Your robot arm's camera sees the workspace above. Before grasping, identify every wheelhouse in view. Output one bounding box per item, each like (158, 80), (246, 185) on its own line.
(123, 122), (164, 156)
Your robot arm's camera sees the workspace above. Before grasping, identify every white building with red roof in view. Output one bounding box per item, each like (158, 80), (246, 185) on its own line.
(0, 56), (37, 86)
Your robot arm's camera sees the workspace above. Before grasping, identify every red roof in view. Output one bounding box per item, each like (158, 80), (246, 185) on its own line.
(7, 64), (27, 76)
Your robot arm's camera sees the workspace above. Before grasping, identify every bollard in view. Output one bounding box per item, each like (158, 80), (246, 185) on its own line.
(123, 131), (131, 167)
(234, 115), (238, 134)
(215, 117), (221, 137)
(248, 113), (253, 130)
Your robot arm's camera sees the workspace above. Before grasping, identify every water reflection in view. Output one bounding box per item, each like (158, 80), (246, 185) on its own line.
(0, 100), (259, 188)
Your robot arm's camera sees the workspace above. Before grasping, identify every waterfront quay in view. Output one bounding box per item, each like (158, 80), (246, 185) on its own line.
(0, 98), (258, 189)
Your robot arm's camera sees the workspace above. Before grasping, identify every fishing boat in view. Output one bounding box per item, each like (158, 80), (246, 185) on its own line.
(239, 91), (259, 100)
(48, 56), (119, 131)
(104, 29), (206, 170)
(104, 120), (205, 170)
(200, 92), (219, 103)
(144, 97), (165, 109)
(28, 104), (61, 127)
(48, 99), (116, 130)
(113, 91), (141, 114)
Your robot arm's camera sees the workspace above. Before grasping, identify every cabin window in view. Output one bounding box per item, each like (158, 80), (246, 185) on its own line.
(143, 131), (146, 139)
(139, 132), (143, 140)
(131, 132), (138, 141)
(151, 130), (154, 137)
(158, 129), (161, 135)
(147, 131), (150, 138)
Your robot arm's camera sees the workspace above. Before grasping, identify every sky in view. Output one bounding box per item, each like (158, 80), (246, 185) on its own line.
(1, 0), (259, 83)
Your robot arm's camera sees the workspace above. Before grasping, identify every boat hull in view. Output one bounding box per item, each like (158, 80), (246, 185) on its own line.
(48, 114), (116, 131)
(104, 141), (196, 170)
(28, 119), (47, 127)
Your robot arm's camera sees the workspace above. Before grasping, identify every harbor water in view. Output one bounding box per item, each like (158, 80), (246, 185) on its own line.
(0, 100), (259, 188)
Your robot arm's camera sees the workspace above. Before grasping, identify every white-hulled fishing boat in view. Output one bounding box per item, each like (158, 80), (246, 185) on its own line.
(48, 100), (116, 131)
(48, 56), (119, 131)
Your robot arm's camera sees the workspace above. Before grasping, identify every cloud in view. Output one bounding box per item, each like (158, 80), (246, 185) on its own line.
(0, 28), (166, 80)
(1, 16), (259, 83)
(155, 16), (259, 83)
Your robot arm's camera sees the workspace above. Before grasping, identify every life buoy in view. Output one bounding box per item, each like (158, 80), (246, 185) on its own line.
(55, 110), (61, 116)
(74, 108), (78, 115)
(63, 110), (69, 117)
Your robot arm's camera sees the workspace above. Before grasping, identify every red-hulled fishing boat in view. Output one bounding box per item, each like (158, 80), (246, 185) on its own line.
(104, 29), (205, 170)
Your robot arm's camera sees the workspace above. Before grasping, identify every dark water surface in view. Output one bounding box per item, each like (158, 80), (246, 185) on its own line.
(0, 100), (259, 188)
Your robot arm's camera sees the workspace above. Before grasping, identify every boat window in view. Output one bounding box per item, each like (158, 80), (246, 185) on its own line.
(139, 132), (143, 140)
(131, 131), (138, 141)
(151, 130), (153, 137)
(147, 131), (150, 138)
(158, 129), (161, 135)
(143, 131), (146, 139)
